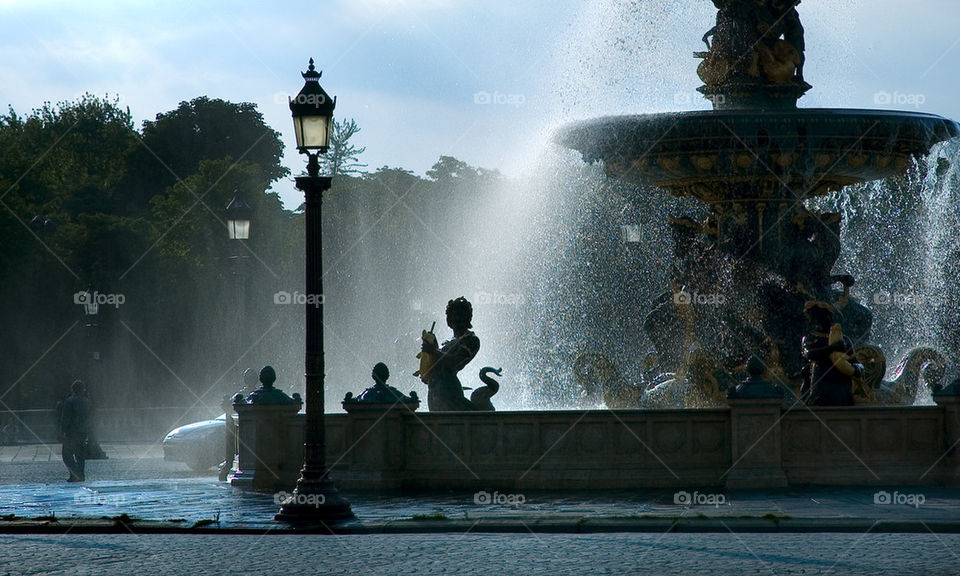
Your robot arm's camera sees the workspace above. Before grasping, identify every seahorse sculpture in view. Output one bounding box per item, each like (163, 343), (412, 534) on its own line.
(855, 346), (947, 405)
(469, 367), (502, 411)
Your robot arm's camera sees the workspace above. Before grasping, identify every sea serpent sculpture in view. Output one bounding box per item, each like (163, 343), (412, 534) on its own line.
(853, 346), (946, 405)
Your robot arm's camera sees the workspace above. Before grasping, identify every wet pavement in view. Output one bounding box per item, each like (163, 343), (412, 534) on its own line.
(4, 442), (960, 574)
(1, 443), (959, 533)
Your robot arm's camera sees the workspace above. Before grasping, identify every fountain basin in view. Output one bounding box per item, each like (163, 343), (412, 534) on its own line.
(557, 109), (959, 203)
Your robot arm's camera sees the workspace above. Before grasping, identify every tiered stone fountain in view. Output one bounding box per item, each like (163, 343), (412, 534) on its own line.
(557, 0), (958, 391)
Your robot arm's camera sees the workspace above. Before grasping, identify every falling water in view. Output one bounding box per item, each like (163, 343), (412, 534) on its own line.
(320, 0), (959, 410)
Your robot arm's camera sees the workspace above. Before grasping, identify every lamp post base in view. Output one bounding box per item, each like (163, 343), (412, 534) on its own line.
(274, 466), (354, 525)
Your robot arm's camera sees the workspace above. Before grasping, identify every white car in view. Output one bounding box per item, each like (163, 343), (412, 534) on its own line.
(162, 414), (226, 471)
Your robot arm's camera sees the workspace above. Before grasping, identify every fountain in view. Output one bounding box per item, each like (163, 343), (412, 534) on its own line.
(555, 0), (959, 397)
(236, 1), (960, 493)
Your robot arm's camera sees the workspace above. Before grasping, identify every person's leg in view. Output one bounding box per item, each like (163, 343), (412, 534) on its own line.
(62, 440), (77, 480)
(76, 444), (85, 481)
(63, 439), (83, 481)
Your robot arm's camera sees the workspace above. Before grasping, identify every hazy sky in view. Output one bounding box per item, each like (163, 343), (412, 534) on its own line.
(2, 0), (959, 208)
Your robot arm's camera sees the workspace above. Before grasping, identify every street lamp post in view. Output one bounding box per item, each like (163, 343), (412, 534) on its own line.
(222, 193), (252, 482)
(225, 192), (252, 381)
(77, 287), (100, 393)
(226, 194), (252, 241)
(276, 59), (353, 524)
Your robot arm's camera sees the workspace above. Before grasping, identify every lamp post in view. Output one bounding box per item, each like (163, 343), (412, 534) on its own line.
(225, 192), (252, 380)
(77, 287), (100, 391)
(226, 194), (252, 241)
(276, 59), (353, 523)
(222, 193), (251, 482)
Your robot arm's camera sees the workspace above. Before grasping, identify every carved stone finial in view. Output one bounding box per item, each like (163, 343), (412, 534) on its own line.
(728, 355), (782, 399)
(241, 365), (300, 405)
(342, 362), (420, 411)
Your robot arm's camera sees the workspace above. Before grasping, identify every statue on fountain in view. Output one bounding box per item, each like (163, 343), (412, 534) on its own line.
(416, 297), (501, 411)
(698, 0), (809, 109)
(800, 302), (863, 406)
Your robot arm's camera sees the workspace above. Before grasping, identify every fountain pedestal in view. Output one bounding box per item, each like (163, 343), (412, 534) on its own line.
(231, 402), (304, 491)
(725, 363), (787, 488)
(726, 397), (788, 489)
(934, 382), (960, 485)
(341, 368), (421, 489)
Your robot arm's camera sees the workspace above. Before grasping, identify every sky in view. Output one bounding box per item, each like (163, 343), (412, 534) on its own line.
(2, 0), (960, 209)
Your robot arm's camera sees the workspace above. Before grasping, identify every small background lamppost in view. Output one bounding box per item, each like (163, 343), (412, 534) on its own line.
(222, 193), (251, 482)
(276, 58), (354, 523)
(226, 194), (252, 242)
(225, 192), (252, 392)
(620, 224), (643, 246)
(78, 287), (100, 383)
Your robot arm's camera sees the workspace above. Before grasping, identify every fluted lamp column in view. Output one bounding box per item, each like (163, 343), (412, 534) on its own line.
(275, 58), (353, 524)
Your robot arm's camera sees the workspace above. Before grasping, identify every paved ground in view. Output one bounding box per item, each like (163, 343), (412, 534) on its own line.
(2, 443), (959, 533)
(2, 533), (959, 575)
(4, 442), (960, 573)
(0, 442), (178, 486)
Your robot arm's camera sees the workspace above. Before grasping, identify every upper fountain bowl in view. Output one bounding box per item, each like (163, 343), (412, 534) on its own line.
(556, 108), (960, 205)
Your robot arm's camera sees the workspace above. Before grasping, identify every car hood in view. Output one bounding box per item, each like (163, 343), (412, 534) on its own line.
(164, 415), (225, 441)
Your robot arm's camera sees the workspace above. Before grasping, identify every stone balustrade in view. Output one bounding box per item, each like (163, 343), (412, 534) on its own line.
(234, 394), (960, 491)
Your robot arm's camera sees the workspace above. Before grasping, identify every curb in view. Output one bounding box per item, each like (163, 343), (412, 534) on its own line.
(3, 516), (960, 535)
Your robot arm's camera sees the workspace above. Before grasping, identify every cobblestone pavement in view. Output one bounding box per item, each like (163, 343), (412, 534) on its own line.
(2, 444), (959, 531)
(0, 442), (174, 486)
(2, 533), (959, 575)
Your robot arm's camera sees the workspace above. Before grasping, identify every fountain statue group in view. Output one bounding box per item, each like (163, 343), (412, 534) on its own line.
(394, 0), (953, 413)
(698, 0), (808, 109)
(556, 0), (956, 411)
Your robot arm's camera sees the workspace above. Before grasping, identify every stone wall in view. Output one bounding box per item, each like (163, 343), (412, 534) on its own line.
(781, 406), (949, 485)
(314, 400), (959, 491)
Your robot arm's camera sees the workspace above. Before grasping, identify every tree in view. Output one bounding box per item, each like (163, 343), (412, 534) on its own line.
(322, 118), (367, 176)
(426, 156), (479, 182)
(122, 97), (288, 215)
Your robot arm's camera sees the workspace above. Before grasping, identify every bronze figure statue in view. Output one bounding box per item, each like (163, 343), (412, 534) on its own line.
(698, 0), (809, 109)
(800, 302), (863, 406)
(417, 297), (500, 411)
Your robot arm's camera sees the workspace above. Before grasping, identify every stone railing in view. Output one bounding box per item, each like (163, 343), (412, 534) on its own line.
(325, 409), (731, 490)
(234, 394), (960, 491)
